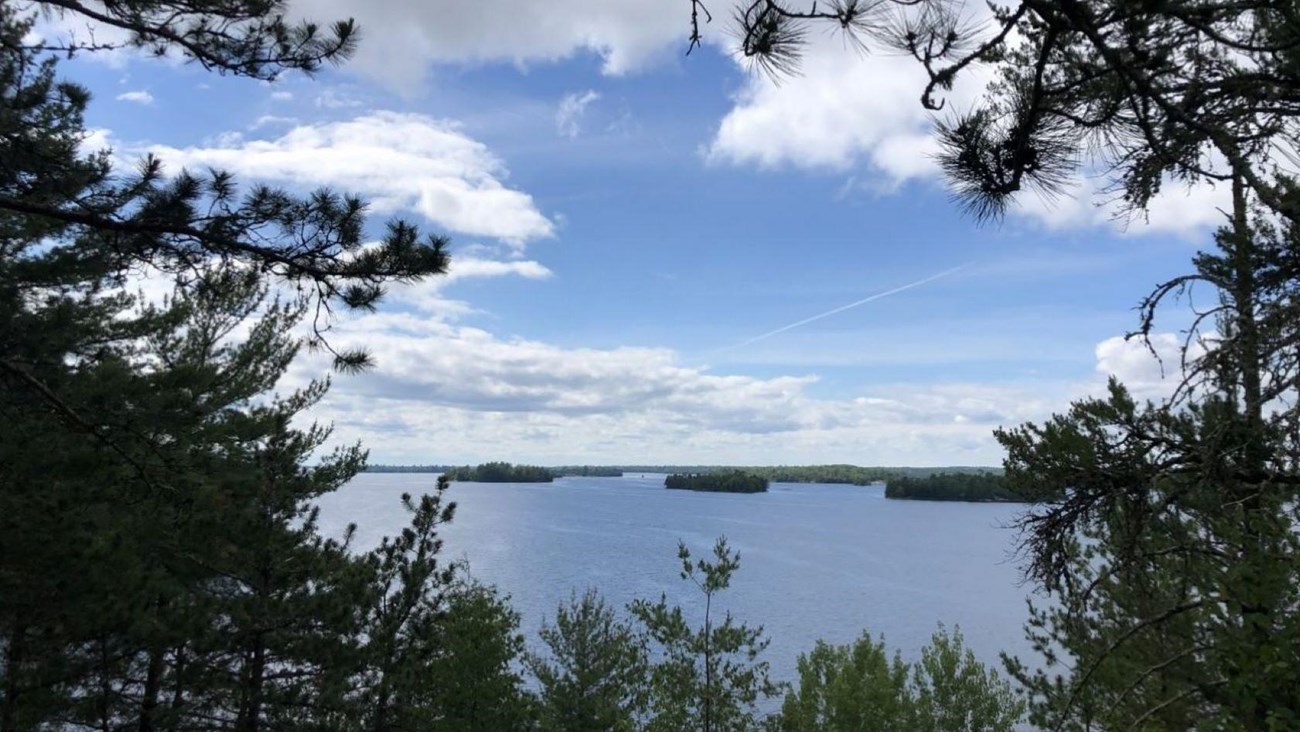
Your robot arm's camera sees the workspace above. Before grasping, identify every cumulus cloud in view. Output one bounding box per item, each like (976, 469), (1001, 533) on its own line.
(147, 111), (554, 246)
(289, 0), (685, 89)
(303, 313), (1054, 463)
(1009, 171), (1231, 235)
(556, 90), (600, 138)
(286, 273), (1213, 465)
(708, 47), (945, 178)
(116, 90), (154, 105)
(27, 0), (684, 89)
(445, 257), (553, 283)
(704, 19), (1231, 237)
(281, 271), (1078, 465)
(1092, 333), (1210, 400)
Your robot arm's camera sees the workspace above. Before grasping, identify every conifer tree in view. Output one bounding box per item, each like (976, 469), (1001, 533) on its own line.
(527, 588), (649, 732)
(630, 537), (778, 732)
(354, 482), (458, 732)
(778, 627), (1022, 732)
(690, 2), (1300, 727)
(1, 2), (451, 728)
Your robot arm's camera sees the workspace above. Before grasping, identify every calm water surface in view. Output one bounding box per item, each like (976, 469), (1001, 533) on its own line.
(315, 473), (1039, 688)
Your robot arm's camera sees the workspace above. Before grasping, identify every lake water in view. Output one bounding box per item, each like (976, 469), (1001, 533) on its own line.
(315, 473), (1039, 692)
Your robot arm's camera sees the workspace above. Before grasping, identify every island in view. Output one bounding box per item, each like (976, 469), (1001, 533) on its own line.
(664, 470), (769, 493)
(551, 466), (624, 477)
(443, 462), (554, 483)
(619, 464), (998, 486)
(884, 472), (1021, 502)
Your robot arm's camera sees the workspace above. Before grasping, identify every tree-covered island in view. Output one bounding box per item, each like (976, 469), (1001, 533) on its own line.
(444, 462), (555, 483)
(665, 471), (769, 493)
(885, 472), (1022, 502)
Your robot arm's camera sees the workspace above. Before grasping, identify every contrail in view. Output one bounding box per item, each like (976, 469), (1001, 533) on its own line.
(721, 263), (972, 352)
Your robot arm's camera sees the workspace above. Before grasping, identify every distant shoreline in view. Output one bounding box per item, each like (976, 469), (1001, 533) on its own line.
(362, 464), (1029, 503)
(366, 464), (1000, 478)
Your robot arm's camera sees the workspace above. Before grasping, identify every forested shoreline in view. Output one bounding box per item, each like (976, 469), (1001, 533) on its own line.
(368, 463), (998, 485)
(884, 472), (1023, 502)
(443, 462), (555, 483)
(664, 471), (770, 493)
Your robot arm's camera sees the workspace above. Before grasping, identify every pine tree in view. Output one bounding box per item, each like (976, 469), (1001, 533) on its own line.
(991, 200), (1300, 728)
(527, 588), (649, 732)
(778, 626), (1022, 732)
(353, 482), (458, 732)
(630, 537), (779, 732)
(689, 2), (1300, 727)
(1, 2), (451, 728)
(421, 581), (534, 731)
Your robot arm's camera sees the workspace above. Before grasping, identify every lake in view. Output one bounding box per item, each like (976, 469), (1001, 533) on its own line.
(315, 472), (1040, 692)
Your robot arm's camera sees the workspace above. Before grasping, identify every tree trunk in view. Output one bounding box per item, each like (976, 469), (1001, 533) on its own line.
(1, 625), (25, 732)
(236, 639), (267, 732)
(371, 682), (391, 732)
(137, 645), (165, 732)
(1227, 170), (1272, 732)
(702, 592), (712, 732)
(168, 646), (186, 724)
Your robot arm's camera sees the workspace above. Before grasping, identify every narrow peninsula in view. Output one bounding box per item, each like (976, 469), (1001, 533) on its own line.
(665, 471), (769, 493)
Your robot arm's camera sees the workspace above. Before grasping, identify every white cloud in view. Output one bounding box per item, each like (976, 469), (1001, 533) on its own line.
(294, 322), (1227, 465)
(271, 90), (295, 102)
(278, 272), (1085, 465)
(1093, 333), (1209, 400)
(289, 0), (686, 90)
(708, 46), (946, 178)
(300, 310), (1053, 464)
(703, 18), (1231, 237)
(445, 257), (553, 283)
(1010, 173), (1231, 236)
(116, 90), (154, 105)
(147, 111), (554, 246)
(79, 128), (114, 156)
(556, 90), (600, 138)
(248, 115), (298, 130)
(29, 0), (684, 89)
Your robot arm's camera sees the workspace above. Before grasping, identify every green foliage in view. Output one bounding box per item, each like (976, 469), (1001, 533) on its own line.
(527, 589), (648, 732)
(998, 380), (1300, 730)
(778, 627), (1023, 732)
(703, 0), (1300, 229)
(884, 472), (1030, 502)
(420, 581), (535, 731)
(444, 461), (555, 483)
(690, 3), (1300, 726)
(779, 634), (911, 732)
(744, 465), (908, 485)
(0, 2), (451, 729)
(910, 628), (1024, 732)
(993, 208), (1300, 729)
(665, 471), (769, 493)
(28, 0), (357, 80)
(354, 480), (458, 732)
(630, 538), (779, 732)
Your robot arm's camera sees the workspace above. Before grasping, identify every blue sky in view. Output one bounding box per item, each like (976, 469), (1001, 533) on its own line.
(42, 2), (1228, 465)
